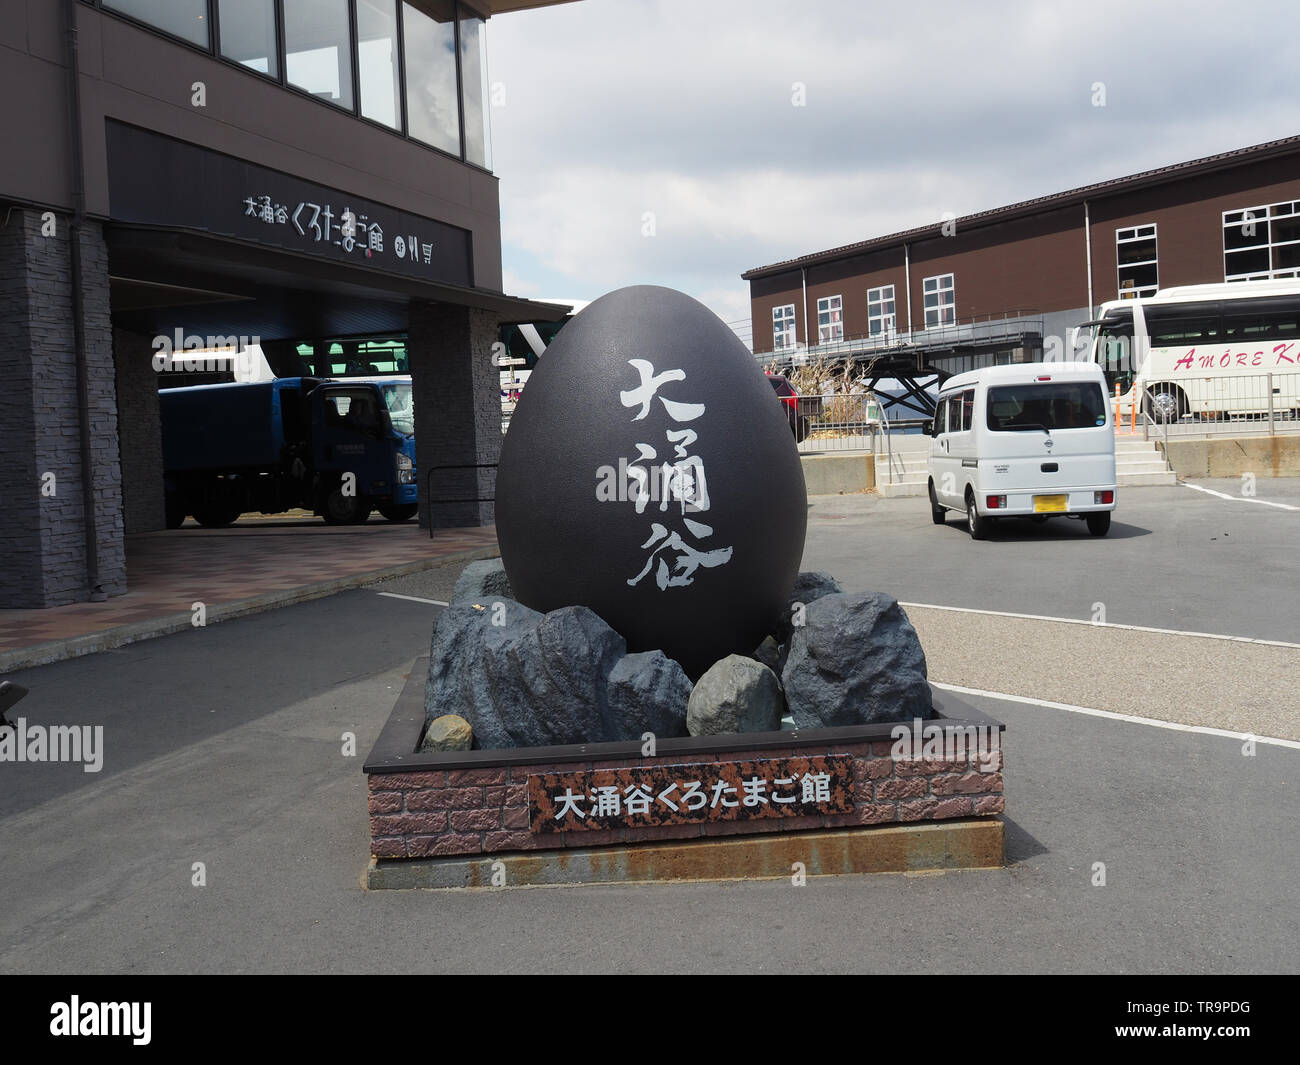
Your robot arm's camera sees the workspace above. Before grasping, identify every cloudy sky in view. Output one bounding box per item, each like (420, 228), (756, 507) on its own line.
(488, 0), (1300, 347)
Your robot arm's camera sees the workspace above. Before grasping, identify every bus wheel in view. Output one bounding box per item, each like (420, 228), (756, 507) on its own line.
(1086, 512), (1111, 537)
(1146, 386), (1184, 423)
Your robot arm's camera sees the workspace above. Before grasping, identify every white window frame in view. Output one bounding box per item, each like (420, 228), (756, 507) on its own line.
(867, 284), (896, 339)
(922, 274), (955, 328)
(817, 295), (844, 344)
(1116, 224), (1159, 299)
(1223, 200), (1300, 282)
(772, 304), (797, 351)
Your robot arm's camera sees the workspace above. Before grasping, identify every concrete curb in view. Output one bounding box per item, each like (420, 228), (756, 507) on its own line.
(0, 544), (499, 674)
(363, 819), (1005, 890)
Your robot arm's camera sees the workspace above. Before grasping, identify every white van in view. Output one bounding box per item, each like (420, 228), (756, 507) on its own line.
(926, 362), (1117, 539)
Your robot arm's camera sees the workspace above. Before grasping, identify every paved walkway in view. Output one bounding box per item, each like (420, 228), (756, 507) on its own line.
(0, 520), (498, 670)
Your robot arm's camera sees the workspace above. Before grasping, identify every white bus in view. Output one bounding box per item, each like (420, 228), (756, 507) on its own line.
(1086, 280), (1300, 422)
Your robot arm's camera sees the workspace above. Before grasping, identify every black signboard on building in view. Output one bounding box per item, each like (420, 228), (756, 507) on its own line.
(106, 121), (473, 288)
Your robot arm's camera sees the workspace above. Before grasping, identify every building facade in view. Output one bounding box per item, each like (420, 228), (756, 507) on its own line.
(744, 135), (1300, 378)
(0, 0), (574, 609)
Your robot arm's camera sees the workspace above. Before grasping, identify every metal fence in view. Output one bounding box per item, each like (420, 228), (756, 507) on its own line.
(1120, 372), (1300, 439)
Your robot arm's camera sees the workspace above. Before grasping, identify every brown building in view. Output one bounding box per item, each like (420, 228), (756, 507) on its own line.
(0, 0), (576, 609)
(743, 135), (1300, 378)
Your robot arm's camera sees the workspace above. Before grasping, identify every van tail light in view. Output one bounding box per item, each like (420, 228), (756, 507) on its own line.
(1095, 490), (1114, 504)
(986, 495), (1007, 509)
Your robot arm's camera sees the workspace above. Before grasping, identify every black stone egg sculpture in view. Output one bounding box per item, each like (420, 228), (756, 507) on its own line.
(495, 285), (808, 679)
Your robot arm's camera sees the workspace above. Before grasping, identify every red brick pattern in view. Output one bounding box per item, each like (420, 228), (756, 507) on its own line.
(368, 739), (1005, 859)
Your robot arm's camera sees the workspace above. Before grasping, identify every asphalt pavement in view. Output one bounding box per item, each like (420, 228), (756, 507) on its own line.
(0, 478), (1296, 973)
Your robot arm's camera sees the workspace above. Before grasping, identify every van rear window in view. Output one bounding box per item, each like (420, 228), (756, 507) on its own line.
(987, 382), (1108, 431)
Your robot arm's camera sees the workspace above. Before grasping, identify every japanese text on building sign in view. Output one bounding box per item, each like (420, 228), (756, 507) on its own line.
(241, 194), (437, 266)
(616, 359), (734, 590)
(527, 755), (854, 832)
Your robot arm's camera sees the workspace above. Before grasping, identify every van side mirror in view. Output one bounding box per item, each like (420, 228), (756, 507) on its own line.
(922, 420), (934, 436)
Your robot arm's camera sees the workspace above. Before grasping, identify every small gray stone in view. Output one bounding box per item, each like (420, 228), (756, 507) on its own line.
(420, 714), (473, 752)
(607, 650), (692, 741)
(782, 592), (931, 728)
(451, 558), (514, 606)
(775, 571), (843, 646)
(687, 654), (784, 736)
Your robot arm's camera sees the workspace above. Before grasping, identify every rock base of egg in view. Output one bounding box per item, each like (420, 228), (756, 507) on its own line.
(423, 563), (933, 750)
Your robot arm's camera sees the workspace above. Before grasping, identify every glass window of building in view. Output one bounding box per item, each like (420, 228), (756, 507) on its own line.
(923, 274), (955, 328)
(867, 285), (896, 338)
(358, 0), (401, 129)
(403, 1), (461, 156)
(817, 295), (843, 343)
(104, 0), (210, 47)
(1224, 201), (1300, 281)
(1116, 224), (1158, 298)
(218, 0), (278, 77)
(460, 12), (492, 169)
(772, 304), (796, 350)
(284, 0), (355, 110)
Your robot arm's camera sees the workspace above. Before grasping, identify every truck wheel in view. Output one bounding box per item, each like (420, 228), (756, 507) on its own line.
(192, 506), (241, 528)
(1086, 512), (1111, 537)
(928, 482), (946, 525)
(965, 491), (988, 540)
(377, 503), (418, 522)
(164, 494), (186, 530)
(322, 489), (371, 525)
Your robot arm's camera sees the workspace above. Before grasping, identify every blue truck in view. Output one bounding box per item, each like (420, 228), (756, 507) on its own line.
(159, 376), (418, 527)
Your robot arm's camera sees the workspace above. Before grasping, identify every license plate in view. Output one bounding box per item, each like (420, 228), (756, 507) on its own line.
(1034, 495), (1068, 513)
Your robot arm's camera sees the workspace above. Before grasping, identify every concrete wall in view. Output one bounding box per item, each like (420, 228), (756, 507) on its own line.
(410, 303), (502, 528)
(800, 454), (875, 496)
(1160, 436), (1300, 478)
(112, 326), (165, 534)
(0, 209), (125, 607)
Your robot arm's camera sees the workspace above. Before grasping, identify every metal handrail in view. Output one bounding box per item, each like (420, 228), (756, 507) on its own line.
(425, 463), (497, 539)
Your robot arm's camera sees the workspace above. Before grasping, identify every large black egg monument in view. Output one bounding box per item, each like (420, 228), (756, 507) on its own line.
(495, 285), (808, 679)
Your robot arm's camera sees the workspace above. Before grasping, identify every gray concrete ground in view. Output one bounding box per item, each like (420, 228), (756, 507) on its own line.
(1, 479), (1296, 973)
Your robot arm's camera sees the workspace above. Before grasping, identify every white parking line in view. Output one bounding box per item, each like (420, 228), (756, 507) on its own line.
(898, 601), (1300, 649)
(376, 592), (449, 606)
(1179, 481), (1300, 511)
(932, 682), (1300, 751)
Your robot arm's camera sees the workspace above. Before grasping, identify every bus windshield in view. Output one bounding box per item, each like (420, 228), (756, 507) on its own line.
(1091, 309), (1137, 392)
(987, 382), (1108, 431)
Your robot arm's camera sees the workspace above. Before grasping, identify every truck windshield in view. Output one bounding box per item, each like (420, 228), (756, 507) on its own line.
(987, 382), (1107, 431)
(381, 383), (414, 435)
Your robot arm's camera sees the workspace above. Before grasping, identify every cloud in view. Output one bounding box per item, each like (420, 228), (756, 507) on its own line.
(488, 0), (1300, 344)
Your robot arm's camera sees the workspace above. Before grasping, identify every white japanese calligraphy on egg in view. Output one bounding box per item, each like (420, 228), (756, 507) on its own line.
(616, 359), (733, 590)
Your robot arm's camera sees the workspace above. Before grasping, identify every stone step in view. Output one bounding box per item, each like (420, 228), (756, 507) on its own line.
(1118, 470), (1178, 486)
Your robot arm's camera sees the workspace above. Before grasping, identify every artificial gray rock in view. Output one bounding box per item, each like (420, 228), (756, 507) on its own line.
(607, 651), (692, 741)
(424, 599), (694, 748)
(782, 592), (931, 728)
(425, 600), (623, 749)
(450, 558), (514, 605)
(774, 571), (843, 646)
(420, 714), (473, 752)
(686, 654), (784, 736)
(752, 635), (782, 674)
